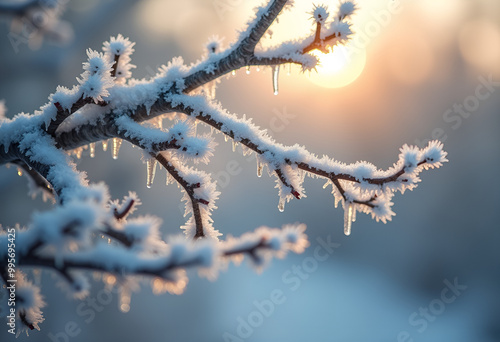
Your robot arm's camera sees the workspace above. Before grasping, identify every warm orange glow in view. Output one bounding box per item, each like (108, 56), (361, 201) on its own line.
(459, 19), (500, 76)
(306, 45), (366, 88)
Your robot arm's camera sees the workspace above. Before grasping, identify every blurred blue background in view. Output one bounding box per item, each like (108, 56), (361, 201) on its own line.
(1, 0), (499, 341)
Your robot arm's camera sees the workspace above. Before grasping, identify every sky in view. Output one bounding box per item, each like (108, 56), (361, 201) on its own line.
(1, 0), (500, 341)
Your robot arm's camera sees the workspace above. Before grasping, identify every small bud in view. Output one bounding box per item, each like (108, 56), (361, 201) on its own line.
(198, 199), (210, 205)
(311, 5), (329, 24)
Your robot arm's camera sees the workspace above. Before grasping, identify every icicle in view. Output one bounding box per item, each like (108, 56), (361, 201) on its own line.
(344, 202), (353, 236)
(278, 197), (285, 212)
(334, 197), (339, 208)
(231, 70), (236, 76)
(146, 158), (157, 188)
(193, 121), (198, 136)
(352, 205), (357, 222)
(224, 135), (228, 142)
(232, 140), (238, 152)
(112, 138), (122, 160)
(272, 65), (279, 95)
(75, 148), (82, 159)
(119, 288), (131, 313)
(89, 143), (96, 158)
(287, 63), (291, 76)
(103, 274), (116, 288)
(256, 66), (260, 72)
(17, 167), (23, 177)
(102, 139), (108, 152)
(256, 158), (263, 177)
(323, 180), (330, 189)
(246, 66), (251, 74)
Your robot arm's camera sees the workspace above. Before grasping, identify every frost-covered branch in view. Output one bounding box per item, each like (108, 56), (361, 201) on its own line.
(0, 211), (307, 333)
(0, 0), (448, 335)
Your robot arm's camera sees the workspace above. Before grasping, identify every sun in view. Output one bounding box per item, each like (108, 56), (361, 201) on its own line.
(307, 45), (367, 88)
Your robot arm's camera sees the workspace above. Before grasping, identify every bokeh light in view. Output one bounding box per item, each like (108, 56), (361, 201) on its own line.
(306, 45), (367, 88)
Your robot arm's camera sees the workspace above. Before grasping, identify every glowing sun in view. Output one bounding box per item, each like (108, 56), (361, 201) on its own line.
(307, 45), (366, 88)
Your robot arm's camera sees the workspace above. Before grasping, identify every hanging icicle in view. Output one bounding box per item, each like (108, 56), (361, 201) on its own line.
(278, 197), (285, 212)
(102, 274), (116, 289)
(119, 287), (131, 313)
(17, 167), (23, 177)
(112, 138), (122, 160)
(344, 202), (353, 236)
(146, 158), (157, 188)
(89, 142), (96, 158)
(256, 158), (263, 177)
(272, 65), (280, 95)
(287, 63), (292, 76)
(246, 66), (251, 74)
(75, 147), (83, 159)
(231, 70), (236, 76)
(323, 180), (330, 189)
(232, 140), (238, 152)
(256, 66), (260, 72)
(224, 135), (228, 142)
(102, 139), (108, 152)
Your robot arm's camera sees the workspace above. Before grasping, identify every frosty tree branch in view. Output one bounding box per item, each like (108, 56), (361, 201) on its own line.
(0, 0), (447, 335)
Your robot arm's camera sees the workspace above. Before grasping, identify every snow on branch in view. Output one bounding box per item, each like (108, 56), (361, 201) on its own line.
(0, 0), (447, 335)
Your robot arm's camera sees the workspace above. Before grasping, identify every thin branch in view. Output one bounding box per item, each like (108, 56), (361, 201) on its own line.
(114, 200), (135, 220)
(102, 224), (134, 247)
(13, 159), (55, 199)
(47, 96), (107, 136)
(167, 99), (430, 212)
(13, 232), (283, 281)
(155, 153), (206, 238)
(110, 54), (120, 78)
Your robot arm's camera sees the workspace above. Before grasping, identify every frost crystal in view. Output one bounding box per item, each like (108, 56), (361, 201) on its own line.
(338, 1), (356, 20)
(311, 4), (329, 24)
